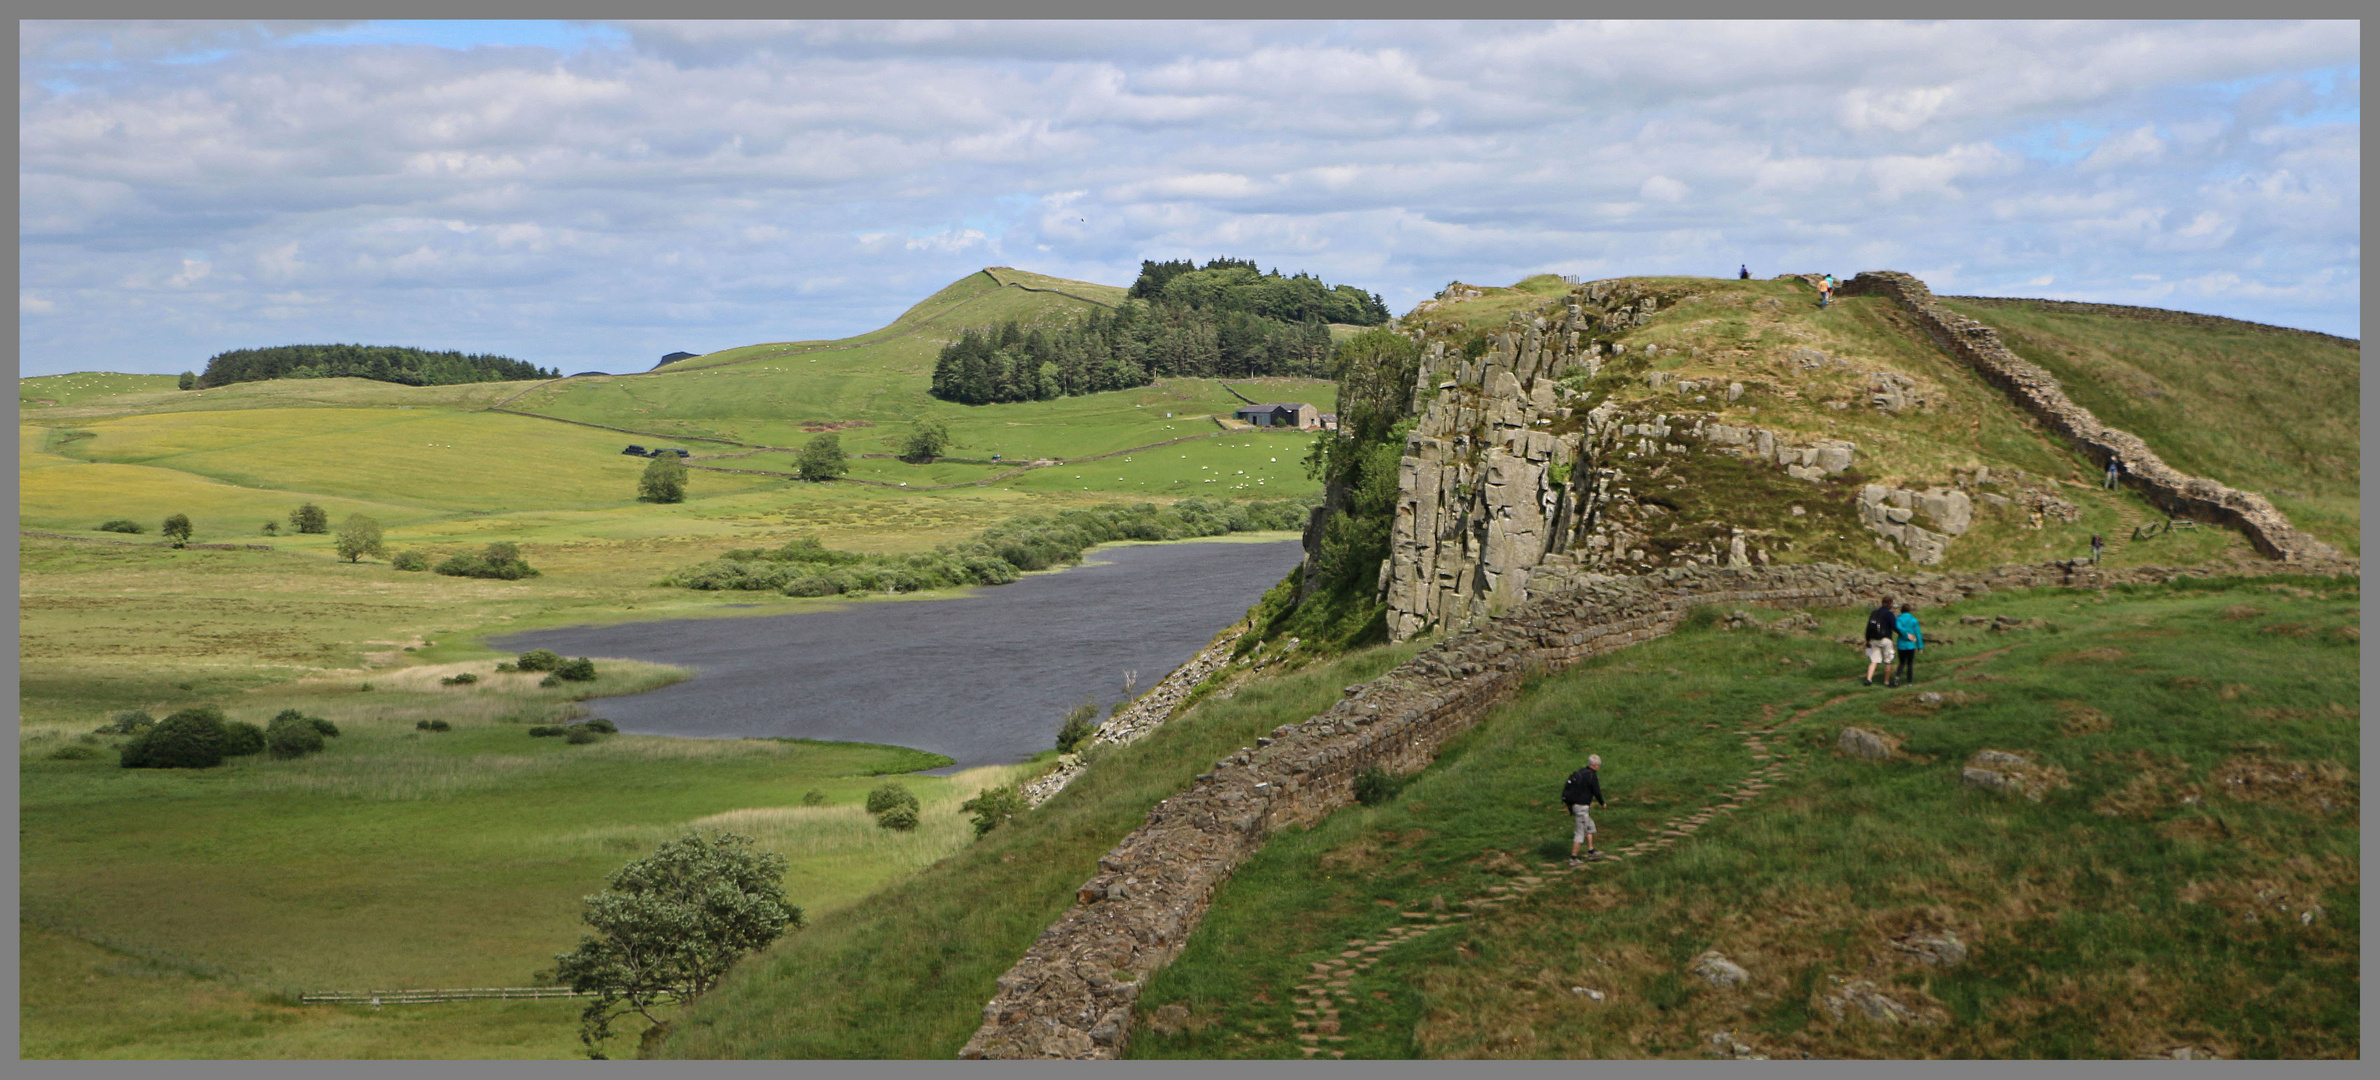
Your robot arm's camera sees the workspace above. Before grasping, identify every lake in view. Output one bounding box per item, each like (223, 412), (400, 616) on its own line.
(493, 538), (1303, 769)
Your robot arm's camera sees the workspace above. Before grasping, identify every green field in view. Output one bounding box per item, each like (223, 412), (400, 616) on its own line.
(19, 659), (1040, 1059)
(1128, 577), (2360, 1059)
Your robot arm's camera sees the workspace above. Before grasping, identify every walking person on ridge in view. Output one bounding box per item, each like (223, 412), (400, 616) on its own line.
(1862, 595), (1897, 686)
(2105, 456), (2123, 489)
(1564, 755), (1608, 866)
(2091, 532), (2105, 566)
(1739, 264), (1751, 280)
(1892, 603), (1923, 687)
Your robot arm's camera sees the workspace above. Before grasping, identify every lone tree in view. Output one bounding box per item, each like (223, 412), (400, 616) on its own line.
(177, 371), (196, 390)
(552, 831), (800, 1058)
(899, 416), (952, 463)
(638, 454), (688, 503)
(161, 513), (194, 548)
(334, 514), (385, 562)
(289, 503), (329, 534)
(795, 433), (848, 482)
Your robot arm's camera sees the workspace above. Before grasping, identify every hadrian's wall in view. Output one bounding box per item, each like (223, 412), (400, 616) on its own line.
(960, 556), (2293, 1060)
(1838, 272), (2341, 564)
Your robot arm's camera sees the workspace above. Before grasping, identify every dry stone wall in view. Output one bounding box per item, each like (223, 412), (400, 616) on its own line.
(960, 556), (2302, 1059)
(1839, 271), (2341, 563)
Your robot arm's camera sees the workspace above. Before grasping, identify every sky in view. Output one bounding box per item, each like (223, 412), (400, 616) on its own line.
(17, 19), (2361, 377)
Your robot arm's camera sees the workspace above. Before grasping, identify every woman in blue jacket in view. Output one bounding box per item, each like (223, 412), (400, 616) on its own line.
(1892, 603), (1923, 687)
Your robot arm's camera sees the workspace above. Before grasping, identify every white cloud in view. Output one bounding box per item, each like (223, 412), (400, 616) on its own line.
(22, 293), (58, 315)
(13, 18), (2362, 373)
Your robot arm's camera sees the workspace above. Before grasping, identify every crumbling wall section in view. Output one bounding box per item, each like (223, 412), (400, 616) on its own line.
(1839, 271), (2339, 562)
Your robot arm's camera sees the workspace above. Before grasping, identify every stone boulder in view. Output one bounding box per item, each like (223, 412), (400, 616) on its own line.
(1889, 929), (1968, 968)
(1838, 727), (1895, 760)
(1962, 749), (2069, 802)
(1690, 950), (1750, 989)
(1822, 979), (1928, 1025)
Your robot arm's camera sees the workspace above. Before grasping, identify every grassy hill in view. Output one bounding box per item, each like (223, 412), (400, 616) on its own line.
(1938, 298), (2359, 555)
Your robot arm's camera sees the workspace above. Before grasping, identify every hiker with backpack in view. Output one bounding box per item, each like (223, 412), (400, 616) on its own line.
(1862, 595), (1897, 686)
(1893, 603), (1923, 687)
(1818, 274), (1835, 308)
(2091, 533), (2105, 565)
(1563, 755), (1608, 865)
(1739, 265), (1751, 280)
(2105, 456), (2123, 489)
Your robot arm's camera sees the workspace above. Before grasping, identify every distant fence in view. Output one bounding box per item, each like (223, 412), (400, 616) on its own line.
(300, 987), (608, 1005)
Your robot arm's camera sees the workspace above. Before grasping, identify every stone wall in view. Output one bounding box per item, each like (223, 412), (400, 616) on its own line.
(958, 556), (2313, 1059)
(1943, 295), (2359, 351)
(1839, 271), (2341, 563)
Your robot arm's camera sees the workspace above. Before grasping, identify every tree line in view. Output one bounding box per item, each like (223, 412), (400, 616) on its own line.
(928, 258), (1390, 406)
(193, 344), (556, 389)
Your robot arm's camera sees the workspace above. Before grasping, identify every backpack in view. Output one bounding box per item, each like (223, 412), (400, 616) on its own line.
(1561, 767), (1594, 806)
(1865, 608), (1896, 641)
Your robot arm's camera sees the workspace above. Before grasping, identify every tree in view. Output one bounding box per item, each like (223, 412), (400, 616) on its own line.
(960, 785), (1027, 837)
(639, 454), (688, 503)
(178, 371), (196, 390)
(795, 433), (848, 481)
(161, 513), (194, 548)
(899, 416), (952, 463)
(552, 831), (800, 1057)
(335, 515), (385, 562)
(290, 503), (329, 534)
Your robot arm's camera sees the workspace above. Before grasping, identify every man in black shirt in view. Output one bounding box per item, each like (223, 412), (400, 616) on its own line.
(1563, 755), (1608, 865)
(1863, 595), (1898, 686)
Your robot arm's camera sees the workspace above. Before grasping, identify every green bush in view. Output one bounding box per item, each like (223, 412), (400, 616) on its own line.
(308, 716), (340, 737)
(289, 503), (329, 534)
(565, 726), (601, 745)
(581, 718), (618, 734)
(441, 672), (479, 686)
(875, 804), (920, 831)
(528, 725), (568, 737)
(391, 550), (430, 571)
(98, 519), (145, 534)
(265, 716), (326, 760)
(1055, 698), (1101, 754)
(416, 719), (453, 732)
(1352, 765), (1405, 806)
(540, 675), (561, 688)
(864, 784), (919, 817)
(495, 662), (518, 673)
(100, 710), (155, 736)
(800, 790), (829, 807)
(554, 657), (598, 682)
(960, 786), (1027, 837)
(121, 706), (229, 769)
(48, 743), (105, 761)
(221, 720), (267, 757)
(516, 649), (564, 673)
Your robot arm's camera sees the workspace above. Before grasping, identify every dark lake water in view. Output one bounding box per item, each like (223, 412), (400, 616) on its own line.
(493, 539), (1302, 769)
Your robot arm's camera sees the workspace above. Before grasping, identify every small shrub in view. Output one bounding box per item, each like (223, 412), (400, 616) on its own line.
(440, 672), (480, 686)
(48, 744), (105, 761)
(265, 715), (326, 760)
(800, 789), (829, 807)
(1055, 698), (1102, 754)
(221, 720), (267, 757)
(99, 519), (145, 534)
(416, 719), (453, 732)
(539, 674), (560, 688)
(307, 716), (340, 737)
(101, 710), (155, 736)
(553, 657), (598, 682)
(564, 726), (601, 745)
(262, 521), (280, 536)
(875, 804), (920, 831)
(960, 785), (1028, 837)
(122, 705), (229, 769)
(391, 550), (429, 571)
(581, 718), (617, 734)
(516, 649), (564, 673)
(1353, 766), (1405, 806)
(528, 725), (567, 737)
(865, 783), (920, 816)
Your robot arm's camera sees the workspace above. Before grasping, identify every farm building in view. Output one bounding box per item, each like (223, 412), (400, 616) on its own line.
(1233, 402), (1320, 429)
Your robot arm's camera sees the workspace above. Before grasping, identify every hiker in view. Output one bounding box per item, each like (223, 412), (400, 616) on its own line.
(2091, 532), (2105, 565)
(1893, 603), (1923, 687)
(1862, 595), (1897, 686)
(2104, 456), (2123, 489)
(1563, 755), (1608, 865)
(1739, 264), (1751, 280)
(1818, 274), (1833, 309)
